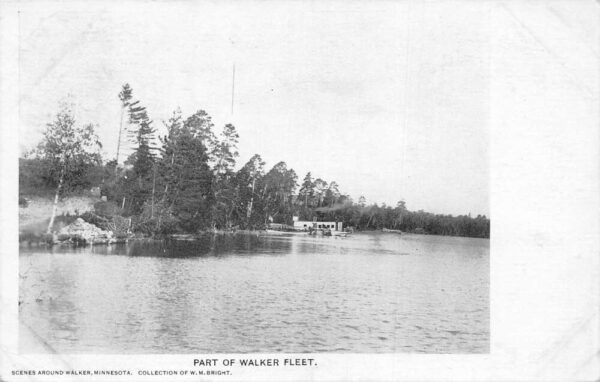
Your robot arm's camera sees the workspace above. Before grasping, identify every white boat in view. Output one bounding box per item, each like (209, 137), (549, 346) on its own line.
(382, 228), (403, 234)
(264, 229), (306, 235)
(332, 231), (350, 237)
(308, 229), (350, 237)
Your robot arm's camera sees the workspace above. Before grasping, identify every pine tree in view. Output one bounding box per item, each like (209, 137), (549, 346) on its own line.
(153, 109), (215, 232)
(157, 108), (183, 199)
(168, 126), (214, 231)
(324, 181), (340, 207)
(120, 88), (156, 215)
(183, 110), (217, 164)
(132, 115), (156, 179)
(261, 161), (298, 225)
(213, 123), (239, 175)
(358, 195), (367, 208)
(116, 83), (133, 165)
(212, 123), (240, 228)
(298, 172), (314, 207)
(313, 178), (328, 207)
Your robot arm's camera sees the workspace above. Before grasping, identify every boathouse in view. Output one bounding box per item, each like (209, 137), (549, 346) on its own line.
(292, 216), (343, 231)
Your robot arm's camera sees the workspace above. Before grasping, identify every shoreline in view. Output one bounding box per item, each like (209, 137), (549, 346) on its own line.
(19, 228), (489, 248)
(18, 229), (270, 248)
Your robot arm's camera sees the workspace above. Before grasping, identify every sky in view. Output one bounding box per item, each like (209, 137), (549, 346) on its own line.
(18, 1), (491, 216)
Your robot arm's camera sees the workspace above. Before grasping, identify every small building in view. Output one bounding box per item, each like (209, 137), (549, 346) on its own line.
(292, 217), (343, 232)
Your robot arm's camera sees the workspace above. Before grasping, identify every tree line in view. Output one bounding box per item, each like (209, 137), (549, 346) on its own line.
(20, 84), (490, 238)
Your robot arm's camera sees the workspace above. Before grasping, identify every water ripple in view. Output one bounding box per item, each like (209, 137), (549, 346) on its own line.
(20, 233), (489, 353)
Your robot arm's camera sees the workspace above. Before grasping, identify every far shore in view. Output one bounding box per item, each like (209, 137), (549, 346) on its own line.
(19, 226), (490, 249)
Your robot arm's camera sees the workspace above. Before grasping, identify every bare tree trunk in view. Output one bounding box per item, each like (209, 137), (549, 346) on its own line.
(156, 215), (162, 232)
(161, 152), (175, 198)
(158, 152), (174, 207)
(115, 106), (125, 170)
(151, 164), (156, 218)
(226, 208), (233, 229)
(46, 167), (65, 234)
(246, 177), (256, 220)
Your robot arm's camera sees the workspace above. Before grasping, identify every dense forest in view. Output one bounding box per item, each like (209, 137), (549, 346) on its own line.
(19, 84), (490, 239)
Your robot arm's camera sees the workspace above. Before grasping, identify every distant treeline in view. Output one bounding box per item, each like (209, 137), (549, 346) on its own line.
(20, 84), (490, 238)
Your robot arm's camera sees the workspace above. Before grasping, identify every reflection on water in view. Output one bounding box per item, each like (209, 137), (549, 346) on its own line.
(20, 232), (489, 353)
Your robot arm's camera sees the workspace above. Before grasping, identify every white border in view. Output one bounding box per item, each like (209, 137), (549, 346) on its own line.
(1, 1), (599, 381)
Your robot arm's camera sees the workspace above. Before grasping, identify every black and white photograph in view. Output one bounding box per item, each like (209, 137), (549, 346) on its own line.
(16, 0), (490, 355)
(1, 0), (598, 381)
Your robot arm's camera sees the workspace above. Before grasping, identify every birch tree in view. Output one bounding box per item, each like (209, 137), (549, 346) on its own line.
(234, 154), (265, 228)
(37, 103), (102, 233)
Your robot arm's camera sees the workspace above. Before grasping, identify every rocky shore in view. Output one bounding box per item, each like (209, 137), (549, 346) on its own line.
(20, 217), (132, 247)
(56, 218), (115, 245)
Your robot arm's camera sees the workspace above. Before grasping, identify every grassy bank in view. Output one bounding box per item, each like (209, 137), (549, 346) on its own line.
(19, 194), (101, 245)
(20, 195), (99, 231)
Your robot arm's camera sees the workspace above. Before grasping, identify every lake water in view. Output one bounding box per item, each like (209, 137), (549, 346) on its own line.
(19, 232), (489, 353)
